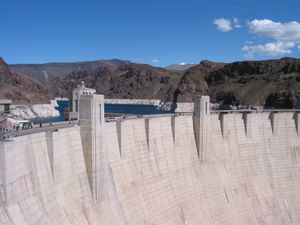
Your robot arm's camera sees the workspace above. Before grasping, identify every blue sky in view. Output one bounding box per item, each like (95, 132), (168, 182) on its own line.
(1, 0), (300, 66)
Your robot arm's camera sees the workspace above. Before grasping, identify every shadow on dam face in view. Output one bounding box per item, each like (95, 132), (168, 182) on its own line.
(0, 94), (300, 225)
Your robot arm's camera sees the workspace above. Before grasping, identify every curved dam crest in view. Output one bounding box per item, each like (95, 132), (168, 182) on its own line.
(0, 95), (300, 225)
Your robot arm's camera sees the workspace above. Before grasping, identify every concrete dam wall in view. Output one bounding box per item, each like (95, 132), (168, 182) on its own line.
(0, 95), (300, 225)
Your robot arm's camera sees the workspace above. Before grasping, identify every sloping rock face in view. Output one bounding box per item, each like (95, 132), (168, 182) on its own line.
(174, 58), (300, 107)
(47, 63), (181, 101)
(0, 57), (52, 104)
(173, 60), (226, 102)
(0, 110), (300, 224)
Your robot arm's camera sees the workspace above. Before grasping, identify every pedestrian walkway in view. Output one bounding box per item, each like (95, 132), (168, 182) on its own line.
(0, 122), (78, 139)
(18, 122), (77, 137)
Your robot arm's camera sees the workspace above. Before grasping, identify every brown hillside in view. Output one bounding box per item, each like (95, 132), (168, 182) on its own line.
(174, 58), (300, 107)
(47, 63), (181, 101)
(44, 57), (300, 108)
(0, 57), (53, 104)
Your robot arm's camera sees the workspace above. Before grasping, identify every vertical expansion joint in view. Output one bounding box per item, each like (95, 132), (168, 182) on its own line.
(269, 112), (275, 135)
(242, 112), (248, 136)
(45, 132), (55, 178)
(294, 112), (300, 134)
(219, 113), (225, 137)
(145, 118), (150, 149)
(171, 115), (176, 146)
(116, 121), (122, 156)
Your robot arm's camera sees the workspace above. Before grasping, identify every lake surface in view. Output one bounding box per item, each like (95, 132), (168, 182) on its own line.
(31, 101), (172, 124)
(105, 104), (170, 115)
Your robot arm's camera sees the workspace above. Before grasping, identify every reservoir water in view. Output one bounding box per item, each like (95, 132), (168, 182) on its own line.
(31, 101), (171, 124)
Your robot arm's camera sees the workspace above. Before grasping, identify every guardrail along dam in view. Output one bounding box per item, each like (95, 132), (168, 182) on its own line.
(1, 94), (300, 225)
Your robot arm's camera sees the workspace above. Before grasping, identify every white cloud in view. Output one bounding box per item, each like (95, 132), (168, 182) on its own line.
(242, 19), (300, 58)
(248, 19), (300, 42)
(242, 41), (295, 59)
(213, 18), (232, 32)
(233, 17), (241, 28)
(179, 62), (187, 65)
(151, 59), (160, 63)
(134, 58), (146, 62)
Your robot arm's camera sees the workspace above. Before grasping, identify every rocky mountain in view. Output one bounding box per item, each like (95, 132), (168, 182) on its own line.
(8, 56), (299, 108)
(173, 60), (227, 102)
(174, 57), (300, 108)
(0, 57), (52, 104)
(165, 63), (196, 71)
(46, 58), (300, 108)
(10, 59), (130, 83)
(47, 63), (181, 101)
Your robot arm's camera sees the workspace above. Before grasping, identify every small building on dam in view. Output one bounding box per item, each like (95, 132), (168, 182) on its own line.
(0, 93), (300, 225)
(65, 81), (96, 121)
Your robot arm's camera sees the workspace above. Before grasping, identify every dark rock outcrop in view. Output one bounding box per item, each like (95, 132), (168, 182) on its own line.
(265, 91), (298, 109)
(173, 60), (226, 102)
(173, 58), (300, 107)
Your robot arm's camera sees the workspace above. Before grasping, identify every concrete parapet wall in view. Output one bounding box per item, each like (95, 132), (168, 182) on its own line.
(0, 107), (300, 224)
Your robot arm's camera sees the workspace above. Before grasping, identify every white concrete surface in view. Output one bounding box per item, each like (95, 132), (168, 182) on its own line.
(0, 94), (300, 225)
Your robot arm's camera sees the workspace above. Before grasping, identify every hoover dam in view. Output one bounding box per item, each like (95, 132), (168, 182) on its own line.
(1, 94), (300, 225)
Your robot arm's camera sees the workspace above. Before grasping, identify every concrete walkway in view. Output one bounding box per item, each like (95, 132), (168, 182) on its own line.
(18, 122), (78, 136)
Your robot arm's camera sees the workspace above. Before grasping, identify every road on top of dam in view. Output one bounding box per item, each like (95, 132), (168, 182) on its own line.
(18, 122), (78, 136)
(11, 109), (300, 138)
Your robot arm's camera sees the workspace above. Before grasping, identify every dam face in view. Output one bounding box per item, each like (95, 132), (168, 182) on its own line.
(1, 95), (300, 225)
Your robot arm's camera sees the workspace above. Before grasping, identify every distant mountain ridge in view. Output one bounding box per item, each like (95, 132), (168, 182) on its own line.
(165, 63), (196, 71)
(10, 59), (130, 82)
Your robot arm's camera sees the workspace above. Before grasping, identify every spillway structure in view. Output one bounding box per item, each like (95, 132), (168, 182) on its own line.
(1, 94), (300, 225)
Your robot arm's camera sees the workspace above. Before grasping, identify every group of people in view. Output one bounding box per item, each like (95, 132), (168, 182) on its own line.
(22, 122), (34, 129)
(0, 122), (36, 139)
(0, 127), (19, 139)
